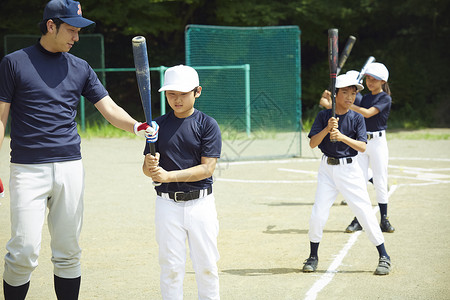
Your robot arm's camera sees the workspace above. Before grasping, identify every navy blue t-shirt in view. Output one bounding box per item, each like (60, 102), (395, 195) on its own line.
(308, 109), (367, 158)
(144, 109), (222, 193)
(359, 92), (391, 131)
(0, 43), (108, 163)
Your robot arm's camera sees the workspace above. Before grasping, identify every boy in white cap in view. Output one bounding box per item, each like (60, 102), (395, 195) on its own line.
(302, 72), (391, 275)
(344, 62), (395, 233)
(143, 65), (222, 299)
(0, 0), (154, 298)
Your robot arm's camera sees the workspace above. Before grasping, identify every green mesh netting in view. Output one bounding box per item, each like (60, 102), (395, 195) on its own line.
(185, 25), (302, 160)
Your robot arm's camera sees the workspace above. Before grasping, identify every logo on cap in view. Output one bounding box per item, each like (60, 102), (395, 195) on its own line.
(77, 4), (82, 16)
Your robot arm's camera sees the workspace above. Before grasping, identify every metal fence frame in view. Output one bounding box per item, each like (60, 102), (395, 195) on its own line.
(81, 65), (251, 135)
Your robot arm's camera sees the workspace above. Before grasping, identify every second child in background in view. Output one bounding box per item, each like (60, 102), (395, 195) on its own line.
(344, 62), (394, 233)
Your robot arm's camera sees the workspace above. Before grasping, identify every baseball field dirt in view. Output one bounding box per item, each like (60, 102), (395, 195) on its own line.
(0, 129), (449, 299)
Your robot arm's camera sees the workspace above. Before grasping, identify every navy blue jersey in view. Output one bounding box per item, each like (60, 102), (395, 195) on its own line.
(0, 43), (108, 164)
(359, 92), (391, 131)
(308, 109), (367, 158)
(144, 109), (222, 193)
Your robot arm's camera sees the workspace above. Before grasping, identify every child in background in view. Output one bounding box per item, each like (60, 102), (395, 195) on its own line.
(303, 72), (391, 275)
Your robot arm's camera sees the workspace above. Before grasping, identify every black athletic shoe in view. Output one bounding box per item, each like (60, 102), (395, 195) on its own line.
(380, 217), (395, 233)
(302, 256), (318, 273)
(374, 256), (391, 275)
(345, 217), (362, 233)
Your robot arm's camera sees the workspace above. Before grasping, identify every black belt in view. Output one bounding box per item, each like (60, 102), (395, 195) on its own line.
(326, 157), (353, 165)
(157, 186), (213, 202)
(367, 131), (383, 140)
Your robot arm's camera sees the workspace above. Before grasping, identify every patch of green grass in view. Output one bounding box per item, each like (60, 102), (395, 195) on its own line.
(75, 121), (449, 142)
(387, 130), (450, 140)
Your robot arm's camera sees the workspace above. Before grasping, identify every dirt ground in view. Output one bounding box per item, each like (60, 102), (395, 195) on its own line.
(0, 129), (449, 299)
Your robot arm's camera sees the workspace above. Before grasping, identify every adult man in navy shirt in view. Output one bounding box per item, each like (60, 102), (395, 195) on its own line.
(0, 0), (155, 298)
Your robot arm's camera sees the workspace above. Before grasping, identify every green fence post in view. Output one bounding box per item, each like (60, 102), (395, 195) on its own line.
(244, 64), (251, 137)
(159, 66), (167, 115)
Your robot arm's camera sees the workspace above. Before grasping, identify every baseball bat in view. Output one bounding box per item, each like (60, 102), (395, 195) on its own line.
(328, 28), (338, 142)
(337, 35), (356, 76)
(323, 34), (356, 100)
(132, 36), (161, 186)
(356, 56), (376, 83)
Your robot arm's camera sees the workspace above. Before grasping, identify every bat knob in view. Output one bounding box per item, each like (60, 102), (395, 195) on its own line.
(132, 36), (146, 44)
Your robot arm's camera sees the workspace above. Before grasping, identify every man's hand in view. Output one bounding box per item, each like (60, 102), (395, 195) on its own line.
(134, 121), (159, 142)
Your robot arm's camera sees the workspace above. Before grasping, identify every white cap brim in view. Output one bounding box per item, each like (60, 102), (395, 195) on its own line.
(158, 84), (196, 93)
(336, 74), (364, 91)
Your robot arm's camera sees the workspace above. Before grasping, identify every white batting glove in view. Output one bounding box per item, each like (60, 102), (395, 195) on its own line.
(134, 121), (159, 143)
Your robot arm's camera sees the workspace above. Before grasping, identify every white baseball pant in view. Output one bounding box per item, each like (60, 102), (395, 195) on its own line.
(3, 160), (84, 286)
(309, 155), (385, 246)
(155, 193), (220, 300)
(358, 130), (389, 204)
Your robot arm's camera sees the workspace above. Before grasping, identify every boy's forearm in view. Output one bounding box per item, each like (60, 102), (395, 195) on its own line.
(309, 128), (329, 148)
(340, 135), (366, 153)
(167, 164), (214, 183)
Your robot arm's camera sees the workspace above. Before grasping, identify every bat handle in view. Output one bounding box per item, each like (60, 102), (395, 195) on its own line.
(149, 142), (162, 186)
(331, 91), (337, 143)
(330, 112), (337, 143)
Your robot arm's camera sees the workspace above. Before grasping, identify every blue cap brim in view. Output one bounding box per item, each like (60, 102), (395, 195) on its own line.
(60, 16), (95, 28)
(365, 72), (383, 81)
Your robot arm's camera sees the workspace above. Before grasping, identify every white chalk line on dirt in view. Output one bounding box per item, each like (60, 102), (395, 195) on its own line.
(217, 157), (450, 168)
(215, 178), (316, 184)
(304, 185), (398, 300)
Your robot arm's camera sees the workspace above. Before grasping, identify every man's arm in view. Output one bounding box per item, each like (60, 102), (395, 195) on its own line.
(94, 96), (138, 133)
(0, 102), (11, 149)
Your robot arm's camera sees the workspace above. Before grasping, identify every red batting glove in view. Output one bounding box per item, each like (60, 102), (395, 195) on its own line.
(0, 177), (4, 197)
(133, 121), (159, 142)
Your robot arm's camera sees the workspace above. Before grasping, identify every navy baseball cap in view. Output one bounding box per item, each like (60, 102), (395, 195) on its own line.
(43, 0), (94, 28)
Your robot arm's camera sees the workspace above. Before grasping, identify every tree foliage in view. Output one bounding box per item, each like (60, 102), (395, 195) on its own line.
(1, 0), (449, 127)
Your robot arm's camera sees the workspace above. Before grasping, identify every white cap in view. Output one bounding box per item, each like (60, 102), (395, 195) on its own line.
(365, 62), (389, 81)
(345, 70), (360, 79)
(158, 65), (199, 92)
(336, 73), (364, 91)
(345, 70), (363, 84)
